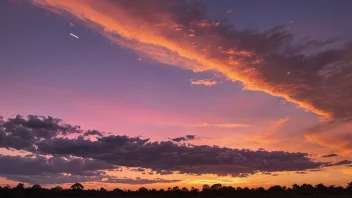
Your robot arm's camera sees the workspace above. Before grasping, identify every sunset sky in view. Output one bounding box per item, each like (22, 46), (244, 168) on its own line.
(1, 0), (352, 190)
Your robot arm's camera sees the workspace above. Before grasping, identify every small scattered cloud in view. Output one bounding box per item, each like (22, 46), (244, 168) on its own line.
(83, 130), (103, 137)
(171, 135), (196, 142)
(309, 169), (322, 172)
(130, 168), (145, 172)
(321, 153), (338, 158)
(197, 123), (251, 128)
(156, 170), (174, 175)
(105, 177), (180, 185)
(327, 160), (352, 166)
(190, 79), (218, 86)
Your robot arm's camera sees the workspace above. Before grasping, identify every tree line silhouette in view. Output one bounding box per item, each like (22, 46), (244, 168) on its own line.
(1, 182), (352, 197)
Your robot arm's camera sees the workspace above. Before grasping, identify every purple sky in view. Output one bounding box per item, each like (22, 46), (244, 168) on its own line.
(1, 0), (352, 189)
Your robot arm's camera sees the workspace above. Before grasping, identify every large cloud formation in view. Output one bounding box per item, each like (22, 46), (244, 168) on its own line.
(31, 0), (352, 121)
(36, 136), (326, 176)
(0, 115), (341, 183)
(2, 171), (179, 185)
(0, 115), (81, 151)
(0, 154), (116, 176)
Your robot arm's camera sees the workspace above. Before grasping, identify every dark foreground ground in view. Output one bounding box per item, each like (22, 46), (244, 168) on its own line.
(2, 183), (352, 198)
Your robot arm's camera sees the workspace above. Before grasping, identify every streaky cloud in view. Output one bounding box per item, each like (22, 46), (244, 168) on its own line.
(190, 79), (218, 86)
(321, 154), (338, 158)
(31, 0), (352, 121)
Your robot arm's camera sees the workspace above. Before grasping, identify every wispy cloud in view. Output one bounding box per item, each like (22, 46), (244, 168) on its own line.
(190, 79), (218, 86)
(304, 120), (352, 153)
(31, 0), (352, 122)
(242, 118), (290, 144)
(321, 154), (338, 158)
(197, 123), (251, 128)
(170, 135), (196, 142)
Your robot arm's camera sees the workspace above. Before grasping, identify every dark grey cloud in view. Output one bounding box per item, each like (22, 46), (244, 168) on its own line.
(0, 154), (179, 185)
(35, 135), (326, 177)
(0, 115), (81, 151)
(321, 154), (338, 158)
(0, 154), (116, 176)
(2, 173), (179, 185)
(295, 171), (307, 175)
(83, 130), (103, 137)
(331, 160), (352, 166)
(309, 169), (322, 172)
(171, 137), (187, 142)
(171, 135), (196, 142)
(0, 115), (340, 178)
(2, 174), (107, 185)
(106, 177), (180, 185)
(130, 168), (145, 172)
(157, 170), (173, 175)
(324, 160), (352, 167)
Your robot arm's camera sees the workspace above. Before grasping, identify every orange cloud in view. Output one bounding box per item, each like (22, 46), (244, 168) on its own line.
(304, 121), (352, 153)
(248, 118), (290, 144)
(197, 123), (251, 128)
(31, 0), (352, 121)
(190, 79), (218, 86)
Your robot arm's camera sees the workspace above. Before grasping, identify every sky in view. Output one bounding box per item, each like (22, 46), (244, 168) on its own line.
(1, 0), (352, 190)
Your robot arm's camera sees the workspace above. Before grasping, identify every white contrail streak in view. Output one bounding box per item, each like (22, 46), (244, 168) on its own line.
(70, 33), (79, 39)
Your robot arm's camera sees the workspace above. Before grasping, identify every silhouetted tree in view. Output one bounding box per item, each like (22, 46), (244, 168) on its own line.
(243, 187), (251, 195)
(256, 187), (266, 194)
(71, 182), (84, 190)
(172, 186), (180, 192)
(268, 185), (286, 194)
(2, 181), (352, 197)
(211, 183), (222, 191)
(31, 184), (42, 189)
(159, 189), (165, 193)
(347, 182), (352, 194)
(112, 187), (123, 196)
(315, 183), (327, 194)
(190, 187), (199, 193)
(181, 187), (189, 192)
(202, 184), (211, 192)
(292, 183), (299, 190)
(51, 185), (63, 192)
(15, 183), (24, 190)
(138, 187), (148, 193)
